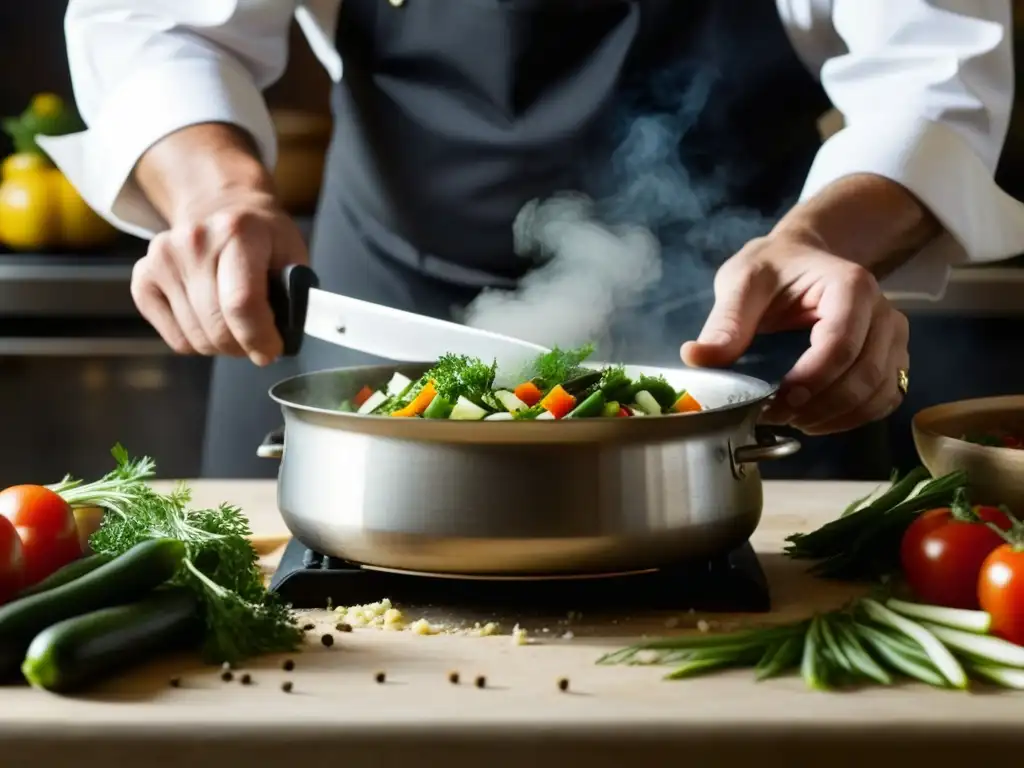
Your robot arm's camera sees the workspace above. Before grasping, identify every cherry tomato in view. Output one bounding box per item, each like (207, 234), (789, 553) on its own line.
(900, 504), (1012, 609)
(979, 545), (1024, 646)
(0, 515), (23, 604)
(0, 485), (81, 587)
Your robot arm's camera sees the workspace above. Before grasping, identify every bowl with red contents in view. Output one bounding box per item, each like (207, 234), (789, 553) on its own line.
(913, 395), (1024, 513)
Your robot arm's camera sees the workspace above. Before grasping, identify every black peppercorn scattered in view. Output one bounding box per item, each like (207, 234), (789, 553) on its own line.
(221, 671), (233, 682)
(282, 659), (295, 671)
(448, 671), (460, 685)
(240, 673), (252, 685)
(335, 622), (353, 633)
(169, 677), (181, 688)
(321, 633), (335, 648)
(375, 671), (386, 684)
(557, 678), (570, 692)
(474, 675), (486, 689)
(303, 623), (315, 631)
(281, 681), (293, 693)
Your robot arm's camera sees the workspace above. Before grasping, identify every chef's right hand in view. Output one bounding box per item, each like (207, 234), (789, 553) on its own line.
(131, 190), (308, 366)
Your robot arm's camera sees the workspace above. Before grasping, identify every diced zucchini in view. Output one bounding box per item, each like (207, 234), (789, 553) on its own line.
(337, 399), (355, 413)
(494, 390), (529, 413)
(535, 410), (556, 420)
(422, 395), (454, 419)
(357, 390), (388, 414)
(484, 412), (514, 421)
(634, 390), (662, 415)
(449, 396), (488, 421)
(386, 372), (413, 397)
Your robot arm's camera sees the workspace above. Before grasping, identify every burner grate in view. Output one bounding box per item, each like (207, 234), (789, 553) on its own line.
(269, 539), (770, 614)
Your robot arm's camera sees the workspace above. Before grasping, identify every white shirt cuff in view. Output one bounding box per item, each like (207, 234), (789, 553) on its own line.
(800, 116), (1024, 300)
(38, 57), (277, 240)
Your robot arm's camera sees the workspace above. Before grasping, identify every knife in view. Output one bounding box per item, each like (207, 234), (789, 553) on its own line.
(269, 265), (549, 372)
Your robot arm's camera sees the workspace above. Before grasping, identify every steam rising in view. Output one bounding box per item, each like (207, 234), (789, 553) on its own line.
(464, 66), (778, 365)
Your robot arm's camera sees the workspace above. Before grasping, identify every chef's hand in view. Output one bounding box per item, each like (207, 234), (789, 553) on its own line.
(680, 229), (910, 435)
(131, 188), (308, 367)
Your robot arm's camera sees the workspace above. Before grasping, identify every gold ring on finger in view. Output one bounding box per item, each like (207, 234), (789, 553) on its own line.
(897, 368), (909, 397)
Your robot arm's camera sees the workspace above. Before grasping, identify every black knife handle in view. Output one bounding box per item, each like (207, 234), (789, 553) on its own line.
(268, 264), (319, 357)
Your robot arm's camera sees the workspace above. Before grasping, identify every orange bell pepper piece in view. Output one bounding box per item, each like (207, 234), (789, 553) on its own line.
(391, 381), (438, 417)
(513, 381), (543, 407)
(672, 391), (702, 413)
(539, 384), (576, 419)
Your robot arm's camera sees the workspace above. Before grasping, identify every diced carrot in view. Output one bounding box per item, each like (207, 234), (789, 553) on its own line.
(352, 385), (374, 408)
(672, 391), (702, 413)
(539, 384), (576, 420)
(514, 381), (543, 407)
(391, 381), (438, 417)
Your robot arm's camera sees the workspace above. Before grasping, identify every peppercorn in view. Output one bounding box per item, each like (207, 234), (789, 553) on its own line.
(375, 671), (386, 684)
(448, 671), (460, 685)
(282, 659), (295, 672)
(221, 670), (233, 682)
(335, 622), (353, 633)
(240, 673), (252, 685)
(474, 675), (486, 689)
(321, 633), (335, 648)
(557, 678), (570, 692)
(303, 623), (315, 631)
(169, 677), (181, 688)
(281, 681), (293, 693)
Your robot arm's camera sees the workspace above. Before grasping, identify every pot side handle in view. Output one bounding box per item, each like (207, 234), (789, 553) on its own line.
(257, 427), (285, 460)
(733, 431), (800, 464)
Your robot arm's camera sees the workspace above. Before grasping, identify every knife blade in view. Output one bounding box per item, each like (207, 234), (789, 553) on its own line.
(270, 265), (548, 373)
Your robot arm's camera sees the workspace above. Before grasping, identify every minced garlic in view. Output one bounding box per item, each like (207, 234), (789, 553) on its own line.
(409, 618), (437, 636)
(511, 624), (528, 645)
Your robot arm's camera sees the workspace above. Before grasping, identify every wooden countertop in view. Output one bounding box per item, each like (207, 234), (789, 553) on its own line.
(1, 480), (1021, 768)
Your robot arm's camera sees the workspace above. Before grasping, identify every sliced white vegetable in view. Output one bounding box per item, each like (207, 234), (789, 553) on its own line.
(634, 390), (661, 415)
(860, 599), (968, 689)
(970, 663), (1024, 689)
(919, 621), (1024, 668)
(357, 390), (388, 415)
(535, 410), (556, 420)
(385, 372), (413, 396)
(626, 405), (646, 417)
(449, 396), (488, 421)
(484, 412), (514, 421)
(494, 390), (528, 413)
(885, 598), (992, 634)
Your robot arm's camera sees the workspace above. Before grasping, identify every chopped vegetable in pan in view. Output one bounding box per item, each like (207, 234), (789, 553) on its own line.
(336, 346), (703, 420)
(962, 431), (1024, 450)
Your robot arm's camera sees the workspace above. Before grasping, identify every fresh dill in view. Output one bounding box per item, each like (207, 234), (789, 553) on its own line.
(528, 344), (595, 390)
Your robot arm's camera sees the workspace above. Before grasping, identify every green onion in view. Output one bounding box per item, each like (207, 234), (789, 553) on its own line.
(968, 663), (1024, 690)
(854, 624), (948, 688)
(885, 598), (992, 634)
(859, 600), (967, 689)
(918, 622), (1024, 668)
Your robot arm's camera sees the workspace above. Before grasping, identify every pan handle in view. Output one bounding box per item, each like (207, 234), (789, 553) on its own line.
(257, 427), (285, 460)
(268, 265), (319, 357)
(732, 431), (801, 465)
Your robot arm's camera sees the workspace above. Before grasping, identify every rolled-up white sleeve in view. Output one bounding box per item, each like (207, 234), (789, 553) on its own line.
(801, 0), (1024, 298)
(38, 0), (298, 239)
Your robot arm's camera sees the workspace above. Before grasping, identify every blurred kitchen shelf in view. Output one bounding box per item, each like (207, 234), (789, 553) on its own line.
(893, 266), (1024, 316)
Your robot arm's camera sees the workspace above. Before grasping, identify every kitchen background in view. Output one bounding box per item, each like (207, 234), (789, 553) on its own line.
(1, 1), (1023, 486)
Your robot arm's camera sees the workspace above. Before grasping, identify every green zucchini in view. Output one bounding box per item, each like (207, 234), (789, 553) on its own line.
(16, 553), (114, 599)
(22, 587), (201, 693)
(0, 538), (185, 679)
(562, 370), (602, 395)
(423, 395), (454, 419)
(565, 390), (606, 419)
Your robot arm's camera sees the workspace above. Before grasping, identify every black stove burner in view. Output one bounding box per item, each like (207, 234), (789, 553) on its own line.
(269, 539), (770, 614)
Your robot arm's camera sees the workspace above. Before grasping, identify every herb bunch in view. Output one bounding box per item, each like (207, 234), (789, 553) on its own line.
(85, 447), (302, 664)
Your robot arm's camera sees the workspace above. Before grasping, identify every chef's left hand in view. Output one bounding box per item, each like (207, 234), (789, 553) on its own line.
(680, 229), (909, 435)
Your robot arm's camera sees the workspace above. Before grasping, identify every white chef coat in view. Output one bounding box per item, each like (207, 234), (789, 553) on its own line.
(40, 0), (1024, 299)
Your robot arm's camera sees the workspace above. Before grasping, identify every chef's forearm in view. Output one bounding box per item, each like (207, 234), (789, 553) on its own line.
(772, 173), (943, 277)
(133, 123), (276, 226)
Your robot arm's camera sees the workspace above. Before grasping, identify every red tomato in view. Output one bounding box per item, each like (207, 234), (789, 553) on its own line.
(0, 515), (23, 604)
(900, 504), (1012, 609)
(0, 485), (81, 587)
(979, 545), (1024, 646)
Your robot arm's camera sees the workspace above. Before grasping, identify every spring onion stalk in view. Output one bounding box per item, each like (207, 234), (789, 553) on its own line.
(968, 663), (1024, 690)
(853, 624), (948, 688)
(884, 598), (992, 634)
(918, 622), (1024, 668)
(858, 600), (967, 688)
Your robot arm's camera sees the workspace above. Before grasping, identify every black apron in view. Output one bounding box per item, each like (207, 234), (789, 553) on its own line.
(201, 0), (891, 480)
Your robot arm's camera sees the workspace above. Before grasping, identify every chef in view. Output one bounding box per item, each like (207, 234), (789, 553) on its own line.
(45, 0), (1024, 479)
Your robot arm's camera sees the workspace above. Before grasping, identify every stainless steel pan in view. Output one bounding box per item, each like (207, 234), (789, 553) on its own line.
(259, 362), (798, 577)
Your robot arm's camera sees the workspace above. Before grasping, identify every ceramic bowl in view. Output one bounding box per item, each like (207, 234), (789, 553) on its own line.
(912, 395), (1024, 513)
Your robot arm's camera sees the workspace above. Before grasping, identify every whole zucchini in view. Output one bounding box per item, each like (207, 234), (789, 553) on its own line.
(16, 553), (114, 599)
(22, 587), (201, 693)
(0, 538), (185, 679)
